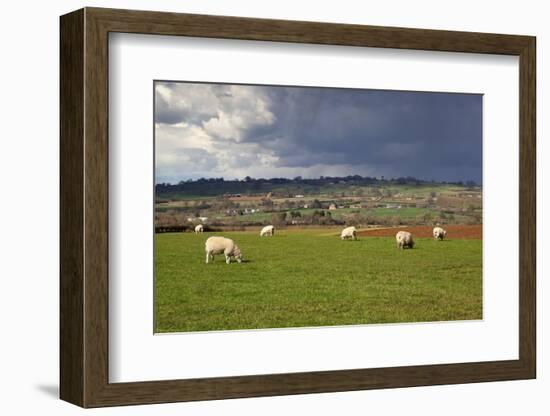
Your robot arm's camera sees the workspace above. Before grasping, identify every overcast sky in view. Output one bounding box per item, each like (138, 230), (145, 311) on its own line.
(155, 81), (482, 184)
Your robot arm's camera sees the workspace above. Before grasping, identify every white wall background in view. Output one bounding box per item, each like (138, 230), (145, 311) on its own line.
(0, 0), (545, 414)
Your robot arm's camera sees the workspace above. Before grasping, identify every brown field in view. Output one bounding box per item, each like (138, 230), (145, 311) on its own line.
(357, 224), (482, 239)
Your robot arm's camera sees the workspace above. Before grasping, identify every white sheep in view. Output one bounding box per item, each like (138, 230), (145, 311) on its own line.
(340, 226), (357, 240)
(260, 225), (275, 237)
(396, 230), (414, 249)
(433, 226), (447, 240)
(205, 236), (243, 264)
(194, 224), (204, 234)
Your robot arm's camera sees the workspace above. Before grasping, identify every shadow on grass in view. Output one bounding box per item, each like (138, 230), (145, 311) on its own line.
(208, 259), (254, 264)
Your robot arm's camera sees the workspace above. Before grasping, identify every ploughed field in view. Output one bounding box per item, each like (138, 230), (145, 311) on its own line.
(155, 228), (482, 333)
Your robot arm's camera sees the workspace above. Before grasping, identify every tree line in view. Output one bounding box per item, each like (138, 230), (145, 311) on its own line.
(156, 175), (479, 198)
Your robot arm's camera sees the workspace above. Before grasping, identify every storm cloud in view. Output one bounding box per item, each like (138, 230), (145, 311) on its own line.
(155, 81), (482, 184)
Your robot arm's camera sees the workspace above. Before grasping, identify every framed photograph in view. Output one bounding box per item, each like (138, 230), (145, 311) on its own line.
(60, 7), (536, 408)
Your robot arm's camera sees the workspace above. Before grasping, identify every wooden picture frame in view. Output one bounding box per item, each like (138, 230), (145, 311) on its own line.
(60, 7), (536, 408)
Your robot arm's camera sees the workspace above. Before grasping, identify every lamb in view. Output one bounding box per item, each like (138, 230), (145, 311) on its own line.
(433, 226), (447, 240)
(396, 230), (414, 249)
(260, 225), (275, 237)
(194, 224), (204, 234)
(205, 236), (243, 264)
(340, 226), (357, 240)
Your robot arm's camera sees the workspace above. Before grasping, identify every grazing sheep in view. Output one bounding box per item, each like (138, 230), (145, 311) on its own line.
(396, 230), (414, 249)
(205, 236), (242, 264)
(260, 225), (275, 237)
(340, 226), (357, 240)
(194, 224), (204, 234)
(433, 226), (447, 240)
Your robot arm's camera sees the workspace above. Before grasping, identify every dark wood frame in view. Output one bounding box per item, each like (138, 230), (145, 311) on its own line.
(60, 7), (536, 408)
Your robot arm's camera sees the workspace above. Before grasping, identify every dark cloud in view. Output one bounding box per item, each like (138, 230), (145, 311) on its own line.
(249, 87), (481, 182)
(155, 82), (482, 183)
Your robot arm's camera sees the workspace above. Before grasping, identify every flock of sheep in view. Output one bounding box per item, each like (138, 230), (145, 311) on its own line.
(340, 225), (446, 249)
(199, 223), (448, 265)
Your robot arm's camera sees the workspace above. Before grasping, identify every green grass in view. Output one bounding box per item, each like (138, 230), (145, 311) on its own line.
(155, 230), (482, 332)
(368, 207), (427, 218)
(232, 212), (274, 222)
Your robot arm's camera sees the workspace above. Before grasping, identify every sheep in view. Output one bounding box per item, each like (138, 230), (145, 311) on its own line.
(205, 236), (242, 264)
(433, 226), (447, 240)
(194, 224), (204, 234)
(340, 226), (357, 240)
(260, 225), (275, 237)
(396, 230), (414, 249)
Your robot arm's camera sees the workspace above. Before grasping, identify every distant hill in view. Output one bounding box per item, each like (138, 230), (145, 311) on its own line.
(155, 176), (478, 201)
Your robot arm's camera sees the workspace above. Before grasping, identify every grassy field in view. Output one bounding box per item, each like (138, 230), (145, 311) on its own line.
(155, 229), (482, 332)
